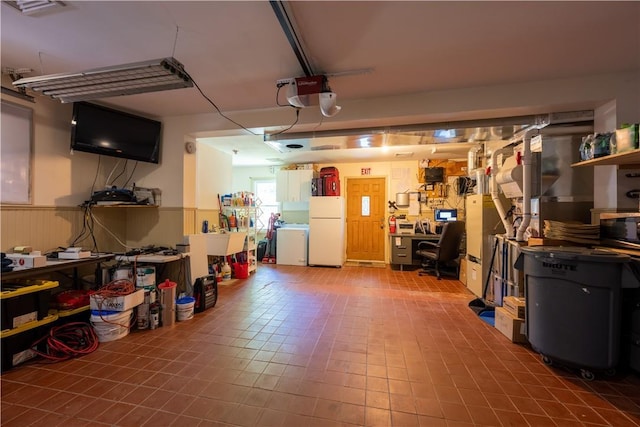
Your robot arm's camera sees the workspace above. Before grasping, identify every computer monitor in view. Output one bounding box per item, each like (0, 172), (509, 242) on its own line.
(435, 208), (458, 222)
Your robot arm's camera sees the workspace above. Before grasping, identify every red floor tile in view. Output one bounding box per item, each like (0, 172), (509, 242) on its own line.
(2, 264), (639, 426)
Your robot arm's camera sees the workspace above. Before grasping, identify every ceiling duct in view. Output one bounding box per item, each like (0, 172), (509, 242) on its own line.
(5, 0), (65, 15)
(264, 111), (593, 143)
(12, 57), (193, 103)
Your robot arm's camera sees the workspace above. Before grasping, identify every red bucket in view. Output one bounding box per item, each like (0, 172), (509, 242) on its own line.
(233, 263), (249, 279)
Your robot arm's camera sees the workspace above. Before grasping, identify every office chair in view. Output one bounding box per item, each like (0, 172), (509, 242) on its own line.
(416, 221), (465, 279)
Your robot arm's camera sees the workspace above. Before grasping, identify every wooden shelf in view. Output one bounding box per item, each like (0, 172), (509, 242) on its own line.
(572, 148), (640, 168)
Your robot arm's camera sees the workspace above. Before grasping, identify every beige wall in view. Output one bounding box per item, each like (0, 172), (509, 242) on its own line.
(2, 70), (638, 253)
(0, 80), (232, 252)
(196, 142), (233, 210)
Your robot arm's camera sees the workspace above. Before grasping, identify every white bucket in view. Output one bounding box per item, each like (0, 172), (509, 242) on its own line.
(176, 297), (195, 321)
(90, 309), (133, 342)
(136, 266), (156, 288)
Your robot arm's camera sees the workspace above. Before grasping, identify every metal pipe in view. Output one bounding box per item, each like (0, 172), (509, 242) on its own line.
(490, 145), (515, 239)
(516, 130), (537, 242)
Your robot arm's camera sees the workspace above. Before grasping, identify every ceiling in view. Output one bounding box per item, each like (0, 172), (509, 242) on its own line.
(2, 1), (638, 166)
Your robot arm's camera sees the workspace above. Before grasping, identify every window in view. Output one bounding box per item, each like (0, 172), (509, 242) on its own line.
(253, 179), (278, 234)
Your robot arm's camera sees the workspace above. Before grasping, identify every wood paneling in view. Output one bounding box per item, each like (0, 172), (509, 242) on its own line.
(1, 206), (193, 253)
(194, 209), (219, 233)
(3, 206), (67, 253)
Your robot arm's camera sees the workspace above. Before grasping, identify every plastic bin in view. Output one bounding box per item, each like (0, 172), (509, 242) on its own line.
(515, 246), (639, 379)
(56, 305), (90, 325)
(1, 312), (58, 371)
(233, 262), (249, 279)
(621, 287), (640, 373)
(1, 280), (59, 330)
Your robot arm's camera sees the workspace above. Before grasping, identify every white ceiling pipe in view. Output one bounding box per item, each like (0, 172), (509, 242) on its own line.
(490, 146), (515, 239)
(516, 130), (537, 242)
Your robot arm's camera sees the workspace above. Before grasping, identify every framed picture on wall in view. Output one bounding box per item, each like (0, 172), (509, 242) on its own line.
(1, 100), (32, 204)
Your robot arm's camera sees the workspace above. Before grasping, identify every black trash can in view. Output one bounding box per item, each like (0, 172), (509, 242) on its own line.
(515, 246), (639, 380)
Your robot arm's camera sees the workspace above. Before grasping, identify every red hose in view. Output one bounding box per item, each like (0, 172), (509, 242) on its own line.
(31, 322), (99, 362)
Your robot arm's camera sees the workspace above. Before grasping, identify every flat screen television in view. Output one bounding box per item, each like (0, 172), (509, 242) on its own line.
(70, 102), (161, 164)
(435, 208), (458, 222)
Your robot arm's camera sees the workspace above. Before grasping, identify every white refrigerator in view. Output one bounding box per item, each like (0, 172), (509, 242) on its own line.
(309, 196), (345, 267)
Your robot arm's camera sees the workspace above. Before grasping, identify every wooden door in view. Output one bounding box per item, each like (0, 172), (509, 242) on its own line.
(346, 177), (386, 261)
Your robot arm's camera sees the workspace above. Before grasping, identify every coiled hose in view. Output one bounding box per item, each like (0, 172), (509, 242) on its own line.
(31, 322), (99, 362)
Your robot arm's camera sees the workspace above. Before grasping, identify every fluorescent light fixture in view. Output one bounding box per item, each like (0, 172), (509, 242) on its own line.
(12, 57), (193, 103)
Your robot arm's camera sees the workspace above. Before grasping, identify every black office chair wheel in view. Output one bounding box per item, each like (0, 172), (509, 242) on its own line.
(580, 369), (595, 381)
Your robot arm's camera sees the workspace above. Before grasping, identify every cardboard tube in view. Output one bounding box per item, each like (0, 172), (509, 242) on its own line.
(158, 279), (177, 327)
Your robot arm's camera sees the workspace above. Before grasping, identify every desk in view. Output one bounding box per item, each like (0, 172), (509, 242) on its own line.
(389, 233), (440, 270)
(1, 254), (114, 285)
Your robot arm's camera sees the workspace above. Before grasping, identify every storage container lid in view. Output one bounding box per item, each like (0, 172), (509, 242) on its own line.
(520, 246), (630, 263)
(158, 279), (177, 289)
(0, 313), (58, 338)
(58, 305), (89, 318)
(0, 280), (59, 299)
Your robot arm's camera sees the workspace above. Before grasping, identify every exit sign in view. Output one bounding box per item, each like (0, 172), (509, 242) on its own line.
(361, 168), (371, 175)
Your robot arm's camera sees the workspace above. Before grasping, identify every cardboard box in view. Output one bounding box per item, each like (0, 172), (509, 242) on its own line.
(495, 307), (528, 344)
(503, 296), (526, 319)
(526, 238), (568, 247)
(5, 253), (47, 269)
(615, 125), (639, 153)
(58, 251), (91, 259)
(90, 289), (144, 311)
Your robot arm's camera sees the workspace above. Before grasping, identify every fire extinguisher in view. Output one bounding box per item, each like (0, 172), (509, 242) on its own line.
(389, 215), (396, 234)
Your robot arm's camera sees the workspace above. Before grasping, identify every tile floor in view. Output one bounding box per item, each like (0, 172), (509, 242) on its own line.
(2, 264), (640, 426)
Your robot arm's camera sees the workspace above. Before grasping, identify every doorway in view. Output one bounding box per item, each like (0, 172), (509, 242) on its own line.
(346, 177), (386, 262)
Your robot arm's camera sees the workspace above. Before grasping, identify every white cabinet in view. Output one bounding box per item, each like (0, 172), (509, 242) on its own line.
(222, 206), (260, 273)
(276, 169), (314, 202)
